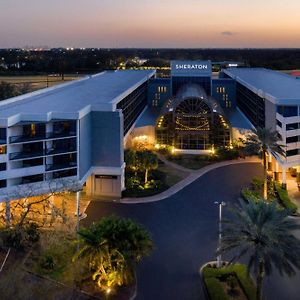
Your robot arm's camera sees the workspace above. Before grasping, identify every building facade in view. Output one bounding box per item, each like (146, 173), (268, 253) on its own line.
(224, 68), (300, 187)
(0, 70), (155, 201)
(1, 61), (300, 202)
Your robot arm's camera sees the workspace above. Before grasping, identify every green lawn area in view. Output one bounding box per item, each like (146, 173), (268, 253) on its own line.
(0, 75), (80, 91)
(202, 264), (256, 300)
(166, 154), (213, 170)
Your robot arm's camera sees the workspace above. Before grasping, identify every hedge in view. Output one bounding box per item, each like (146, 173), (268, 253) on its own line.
(202, 264), (256, 300)
(203, 276), (229, 300)
(274, 183), (298, 214)
(241, 188), (260, 203)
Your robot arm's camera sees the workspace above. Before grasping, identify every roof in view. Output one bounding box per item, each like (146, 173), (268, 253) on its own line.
(0, 70), (155, 125)
(224, 68), (300, 103)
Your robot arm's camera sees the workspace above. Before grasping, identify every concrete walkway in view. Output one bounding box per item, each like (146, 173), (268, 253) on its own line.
(121, 156), (261, 204)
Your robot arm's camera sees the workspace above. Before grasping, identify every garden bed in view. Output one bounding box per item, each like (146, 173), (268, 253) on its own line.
(202, 263), (256, 300)
(240, 177), (298, 215)
(22, 231), (135, 300)
(123, 160), (187, 197)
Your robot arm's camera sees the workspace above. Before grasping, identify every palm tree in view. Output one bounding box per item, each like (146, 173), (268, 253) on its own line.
(73, 216), (153, 292)
(219, 200), (300, 300)
(245, 127), (285, 200)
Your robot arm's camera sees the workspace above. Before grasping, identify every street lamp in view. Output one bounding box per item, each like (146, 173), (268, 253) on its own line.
(214, 201), (226, 268)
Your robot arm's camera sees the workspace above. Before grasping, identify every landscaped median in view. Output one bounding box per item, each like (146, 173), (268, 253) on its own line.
(240, 177), (299, 216)
(274, 182), (298, 215)
(201, 262), (256, 300)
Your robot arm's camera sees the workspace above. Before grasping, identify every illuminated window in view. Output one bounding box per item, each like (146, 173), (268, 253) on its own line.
(31, 124), (36, 136)
(0, 145), (6, 154)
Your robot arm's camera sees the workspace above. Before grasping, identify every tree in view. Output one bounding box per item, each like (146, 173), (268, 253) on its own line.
(219, 200), (300, 300)
(138, 151), (158, 184)
(73, 216), (153, 292)
(124, 149), (138, 175)
(245, 127), (284, 200)
(17, 82), (32, 95)
(0, 81), (17, 100)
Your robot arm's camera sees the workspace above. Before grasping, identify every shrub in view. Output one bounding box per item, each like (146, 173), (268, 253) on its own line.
(39, 254), (56, 270)
(241, 188), (260, 203)
(274, 183), (298, 214)
(1, 223), (40, 250)
(215, 147), (241, 160)
(203, 264), (256, 300)
(204, 277), (229, 300)
(251, 177), (264, 191)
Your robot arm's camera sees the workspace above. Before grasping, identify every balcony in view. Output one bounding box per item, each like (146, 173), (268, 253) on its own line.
(46, 130), (77, 140)
(46, 146), (77, 156)
(9, 150), (45, 160)
(9, 134), (46, 144)
(46, 161), (77, 172)
(9, 131), (76, 144)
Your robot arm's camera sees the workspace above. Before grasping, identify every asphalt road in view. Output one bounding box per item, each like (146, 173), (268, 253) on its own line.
(83, 163), (300, 300)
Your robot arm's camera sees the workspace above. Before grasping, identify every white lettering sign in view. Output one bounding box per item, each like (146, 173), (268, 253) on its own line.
(175, 64), (208, 70)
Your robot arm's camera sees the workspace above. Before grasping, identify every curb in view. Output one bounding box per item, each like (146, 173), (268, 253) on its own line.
(121, 159), (260, 204)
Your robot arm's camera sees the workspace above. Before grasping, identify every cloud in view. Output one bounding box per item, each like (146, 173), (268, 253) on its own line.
(221, 31), (238, 36)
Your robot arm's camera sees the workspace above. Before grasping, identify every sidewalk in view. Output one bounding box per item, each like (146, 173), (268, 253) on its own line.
(286, 179), (300, 213)
(120, 157), (260, 204)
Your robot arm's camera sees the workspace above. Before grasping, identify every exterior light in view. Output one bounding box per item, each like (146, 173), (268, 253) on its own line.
(214, 201), (226, 268)
(155, 144), (160, 149)
(106, 288), (111, 294)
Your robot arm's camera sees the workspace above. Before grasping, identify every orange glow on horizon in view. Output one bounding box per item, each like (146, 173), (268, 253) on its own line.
(1, 0), (300, 48)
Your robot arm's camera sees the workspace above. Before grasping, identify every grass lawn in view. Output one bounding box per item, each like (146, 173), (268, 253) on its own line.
(156, 161), (189, 186)
(0, 75), (81, 91)
(202, 264), (256, 300)
(166, 154), (214, 170)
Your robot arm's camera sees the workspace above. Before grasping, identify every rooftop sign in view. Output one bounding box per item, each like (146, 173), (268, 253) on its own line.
(171, 60), (212, 77)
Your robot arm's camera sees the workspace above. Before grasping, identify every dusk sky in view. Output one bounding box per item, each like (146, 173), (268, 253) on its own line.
(1, 0), (300, 48)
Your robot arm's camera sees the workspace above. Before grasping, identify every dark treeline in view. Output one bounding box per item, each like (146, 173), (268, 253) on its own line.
(1, 48), (300, 75)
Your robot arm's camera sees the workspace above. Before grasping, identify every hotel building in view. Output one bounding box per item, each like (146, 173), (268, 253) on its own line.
(0, 60), (300, 203)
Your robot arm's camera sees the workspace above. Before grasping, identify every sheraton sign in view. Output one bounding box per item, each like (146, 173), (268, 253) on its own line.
(171, 60), (212, 76)
(175, 64), (208, 70)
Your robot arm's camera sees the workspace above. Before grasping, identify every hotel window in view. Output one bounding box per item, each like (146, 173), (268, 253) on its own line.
(286, 123), (299, 130)
(287, 149), (299, 157)
(0, 128), (6, 143)
(286, 136), (298, 143)
(277, 105), (298, 117)
(0, 145), (6, 154)
(0, 163), (6, 171)
(0, 180), (6, 188)
(276, 120), (282, 128)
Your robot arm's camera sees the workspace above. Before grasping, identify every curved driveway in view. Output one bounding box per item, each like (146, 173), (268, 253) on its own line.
(83, 163), (300, 300)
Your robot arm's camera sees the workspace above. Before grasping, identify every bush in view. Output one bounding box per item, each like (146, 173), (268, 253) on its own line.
(241, 188), (260, 203)
(203, 264), (256, 300)
(251, 177), (264, 191)
(215, 147), (241, 160)
(1, 223), (40, 250)
(274, 183), (298, 214)
(39, 253), (56, 270)
(204, 277), (229, 300)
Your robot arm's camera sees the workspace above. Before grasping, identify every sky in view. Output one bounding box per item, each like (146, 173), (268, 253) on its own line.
(1, 0), (300, 48)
